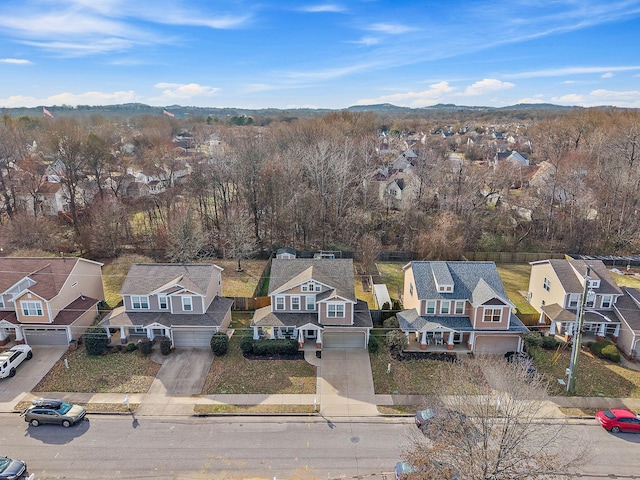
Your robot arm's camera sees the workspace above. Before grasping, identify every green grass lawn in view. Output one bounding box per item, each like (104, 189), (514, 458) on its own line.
(102, 254), (154, 308)
(201, 337), (316, 395)
(33, 346), (161, 393)
(531, 346), (640, 397)
(376, 262), (405, 302)
(496, 263), (537, 315)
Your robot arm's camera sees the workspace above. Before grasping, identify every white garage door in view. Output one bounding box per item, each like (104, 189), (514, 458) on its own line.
(172, 328), (217, 348)
(23, 327), (69, 346)
(474, 335), (519, 354)
(323, 332), (366, 348)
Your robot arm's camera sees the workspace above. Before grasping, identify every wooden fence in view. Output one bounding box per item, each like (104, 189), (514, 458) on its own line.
(229, 296), (270, 311)
(463, 252), (566, 263)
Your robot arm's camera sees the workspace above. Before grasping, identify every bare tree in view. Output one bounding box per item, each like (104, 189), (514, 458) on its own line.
(402, 356), (586, 480)
(164, 206), (207, 263)
(223, 207), (257, 272)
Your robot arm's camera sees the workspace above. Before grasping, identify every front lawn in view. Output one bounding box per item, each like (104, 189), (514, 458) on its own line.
(32, 346), (161, 394)
(201, 337), (316, 395)
(531, 345), (640, 397)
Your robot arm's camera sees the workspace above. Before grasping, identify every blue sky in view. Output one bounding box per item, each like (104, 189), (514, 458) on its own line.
(1, 0), (640, 110)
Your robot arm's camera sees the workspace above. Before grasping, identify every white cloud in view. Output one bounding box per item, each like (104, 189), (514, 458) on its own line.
(366, 23), (415, 35)
(357, 81), (456, 107)
(0, 58), (32, 65)
(48, 90), (138, 105)
(352, 36), (380, 46)
(0, 95), (39, 108)
(153, 83), (221, 100)
(462, 78), (514, 96)
(506, 65), (640, 79)
(601, 72), (614, 78)
(298, 4), (346, 13)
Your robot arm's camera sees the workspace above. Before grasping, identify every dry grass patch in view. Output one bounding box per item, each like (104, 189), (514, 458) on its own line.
(531, 346), (640, 397)
(558, 407), (598, 418)
(202, 339), (316, 395)
(13, 400), (138, 414)
(194, 404), (316, 415)
(33, 346), (161, 393)
(102, 254), (153, 308)
(214, 259), (269, 297)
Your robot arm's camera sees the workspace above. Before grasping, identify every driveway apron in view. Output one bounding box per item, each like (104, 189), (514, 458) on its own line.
(317, 348), (378, 418)
(136, 348), (213, 416)
(0, 346), (67, 411)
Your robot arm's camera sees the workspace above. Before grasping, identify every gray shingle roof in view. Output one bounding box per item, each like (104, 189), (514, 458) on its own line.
(398, 308), (529, 333)
(542, 259), (622, 295)
(268, 259), (355, 301)
(120, 264), (221, 296)
(252, 300), (372, 329)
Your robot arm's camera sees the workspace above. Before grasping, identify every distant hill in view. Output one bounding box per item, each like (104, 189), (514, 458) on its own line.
(0, 102), (619, 121)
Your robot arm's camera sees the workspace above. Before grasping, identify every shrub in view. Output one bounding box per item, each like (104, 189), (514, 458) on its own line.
(138, 338), (153, 355)
(383, 316), (399, 329)
(541, 335), (558, 349)
(381, 301), (391, 310)
(126, 342), (138, 352)
(240, 333), (254, 354)
(523, 332), (543, 349)
(386, 329), (407, 352)
(368, 335), (379, 354)
(210, 331), (229, 356)
(601, 344), (621, 363)
(83, 326), (109, 356)
(252, 339), (298, 356)
(156, 336), (172, 355)
(392, 299), (401, 310)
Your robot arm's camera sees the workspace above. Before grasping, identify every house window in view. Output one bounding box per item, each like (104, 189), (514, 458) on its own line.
(182, 296), (193, 311)
(158, 295), (168, 310)
(426, 300), (436, 315)
(543, 277), (551, 291)
(291, 296), (300, 310)
(0, 297), (4, 308)
(483, 308), (502, 322)
(302, 284), (308, 292)
(409, 283), (414, 297)
(568, 294), (580, 308)
(454, 301), (465, 315)
(306, 295), (315, 310)
(131, 296), (149, 310)
(132, 327), (146, 334)
(315, 284), (321, 292)
(601, 295), (613, 308)
(275, 296), (285, 310)
(440, 301), (450, 315)
(21, 300), (43, 316)
(588, 279), (600, 289)
(327, 303), (345, 318)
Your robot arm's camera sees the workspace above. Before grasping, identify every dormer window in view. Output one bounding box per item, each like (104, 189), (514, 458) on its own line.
(131, 295), (149, 310)
(438, 285), (453, 293)
(302, 282), (322, 293)
(588, 279), (600, 289)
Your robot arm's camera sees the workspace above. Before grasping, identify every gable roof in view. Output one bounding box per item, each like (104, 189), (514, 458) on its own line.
(407, 261), (512, 305)
(120, 264), (221, 296)
(531, 259), (622, 295)
(0, 257), (100, 301)
(268, 258), (355, 302)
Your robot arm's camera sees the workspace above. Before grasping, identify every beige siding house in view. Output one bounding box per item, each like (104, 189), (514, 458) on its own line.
(251, 258), (372, 348)
(398, 261), (529, 354)
(100, 263), (233, 348)
(0, 257), (104, 346)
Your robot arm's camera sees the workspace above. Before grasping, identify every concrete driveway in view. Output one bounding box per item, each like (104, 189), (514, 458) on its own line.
(0, 345), (67, 411)
(136, 348), (213, 416)
(317, 348), (379, 417)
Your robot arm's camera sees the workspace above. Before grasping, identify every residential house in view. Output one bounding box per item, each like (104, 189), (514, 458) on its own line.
(251, 258), (373, 348)
(527, 259), (623, 342)
(276, 247), (297, 260)
(612, 287), (640, 359)
(397, 261), (529, 354)
(0, 257), (105, 346)
(100, 264), (233, 348)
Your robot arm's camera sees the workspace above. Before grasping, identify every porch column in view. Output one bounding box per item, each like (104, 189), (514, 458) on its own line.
(549, 319), (556, 335)
(596, 323), (606, 341)
(15, 327), (25, 344)
(316, 331), (322, 350)
(297, 329), (304, 349)
(613, 324), (620, 343)
(467, 332), (474, 351)
(269, 326), (275, 340)
(565, 322), (573, 341)
(119, 326), (128, 344)
(0, 328), (8, 346)
(104, 326), (112, 342)
(420, 331), (427, 350)
(447, 331), (454, 350)
(253, 327), (259, 340)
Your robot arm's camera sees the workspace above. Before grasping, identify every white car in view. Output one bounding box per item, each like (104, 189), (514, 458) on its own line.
(0, 345), (33, 379)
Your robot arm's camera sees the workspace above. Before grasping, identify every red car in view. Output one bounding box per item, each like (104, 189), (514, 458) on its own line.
(596, 409), (640, 433)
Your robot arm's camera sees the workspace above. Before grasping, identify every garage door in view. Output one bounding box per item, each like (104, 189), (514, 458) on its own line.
(474, 335), (519, 354)
(23, 327), (69, 346)
(323, 331), (366, 348)
(172, 328), (217, 348)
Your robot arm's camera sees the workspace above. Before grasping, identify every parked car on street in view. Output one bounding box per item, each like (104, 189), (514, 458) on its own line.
(22, 398), (86, 427)
(596, 408), (640, 433)
(0, 345), (32, 379)
(0, 455), (27, 480)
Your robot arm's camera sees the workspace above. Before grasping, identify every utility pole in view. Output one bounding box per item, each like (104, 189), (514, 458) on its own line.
(567, 265), (591, 394)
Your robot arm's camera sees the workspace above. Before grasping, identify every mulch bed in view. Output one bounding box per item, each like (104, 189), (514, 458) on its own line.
(242, 352), (305, 361)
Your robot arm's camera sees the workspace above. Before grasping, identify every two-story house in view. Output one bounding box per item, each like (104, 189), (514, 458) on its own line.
(528, 259), (623, 341)
(397, 261), (529, 354)
(250, 258), (373, 349)
(0, 257), (105, 346)
(100, 263), (233, 348)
